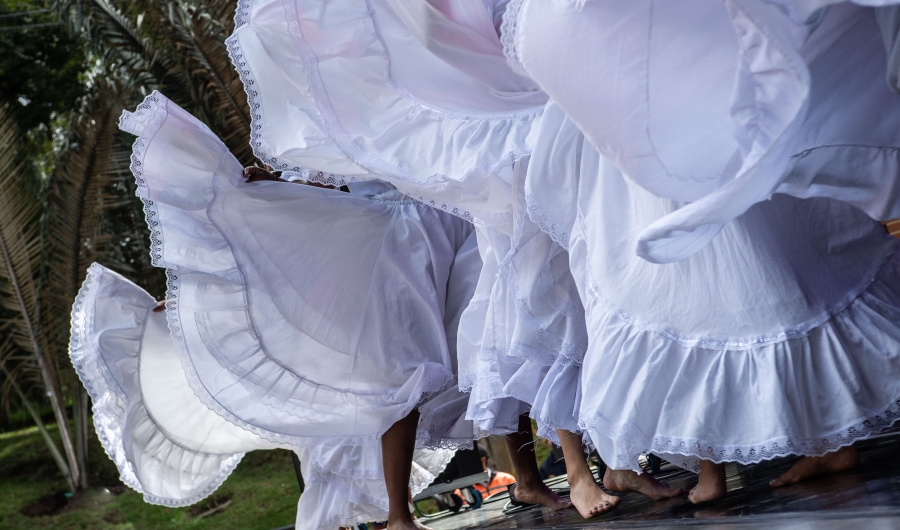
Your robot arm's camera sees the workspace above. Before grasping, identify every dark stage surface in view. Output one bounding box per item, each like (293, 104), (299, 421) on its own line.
(422, 434), (900, 529)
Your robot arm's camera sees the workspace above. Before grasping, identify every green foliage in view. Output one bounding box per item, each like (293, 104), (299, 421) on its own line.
(0, 1), (86, 128)
(0, 0), (256, 491)
(0, 425), (300, 529)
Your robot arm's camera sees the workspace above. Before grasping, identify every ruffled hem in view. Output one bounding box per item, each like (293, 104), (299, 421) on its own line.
(458, 167), (586, 439)
(295, 446), (455, 530)
(579, 247), (900, 472)
(226, 0), (542, 225)
(120, 91), (460, 449)
(68, 264), (244, 507)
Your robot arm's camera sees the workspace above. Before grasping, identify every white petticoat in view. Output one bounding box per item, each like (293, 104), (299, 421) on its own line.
(457, 158), (587, 443)
(117, 91), (475, 449)
(526, 102), (900, 472)
(507, 0), (900, 262)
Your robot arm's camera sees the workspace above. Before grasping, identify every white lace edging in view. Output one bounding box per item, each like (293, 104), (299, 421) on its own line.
(284, 0), (534, 213)
(579, 247), (900, 472)
(409, 449), (457, 496)
(226, 2), (512, 224)
(581, 397), (900, 474)
(499, 0), (529, 76)
(525, 193), (571, 250)
(482, 165), (586, 366)
(584, 208), (899, 349)
(68, 264), (243, 507)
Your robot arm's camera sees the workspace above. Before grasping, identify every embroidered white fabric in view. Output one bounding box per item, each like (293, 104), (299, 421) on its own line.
(68, 264), (274, 507)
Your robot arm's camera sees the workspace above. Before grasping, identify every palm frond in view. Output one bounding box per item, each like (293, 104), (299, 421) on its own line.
(0, 101), (80, 490)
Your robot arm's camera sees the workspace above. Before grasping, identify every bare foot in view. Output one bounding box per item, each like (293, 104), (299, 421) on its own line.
(568, 474), (620, 518)
(603, 468), (686, 501)
(412, 517), (432, 530)
(512, 482), (573, 511)
(770, 446), (860, 488)
(688, 461), (726, 504)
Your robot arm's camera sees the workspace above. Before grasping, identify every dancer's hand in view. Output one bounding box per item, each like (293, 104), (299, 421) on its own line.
(244, 166), (283, 182)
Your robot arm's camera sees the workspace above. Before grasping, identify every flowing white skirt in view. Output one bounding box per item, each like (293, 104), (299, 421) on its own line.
(507, 0), (900, 262)
(116, 91), (476, 450)
(526, 102), (900, 473)
(458, 159), (587, 443)
(226, 0), (549, 229)
(69, 264), (455, 529)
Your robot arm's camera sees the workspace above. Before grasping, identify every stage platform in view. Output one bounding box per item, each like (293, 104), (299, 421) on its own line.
(420, 434), (900, 529)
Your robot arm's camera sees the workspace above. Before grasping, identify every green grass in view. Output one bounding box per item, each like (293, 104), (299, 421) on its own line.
(0, 423), (301, 529)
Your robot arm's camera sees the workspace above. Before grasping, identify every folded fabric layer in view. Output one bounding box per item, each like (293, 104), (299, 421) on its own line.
(226, 0), (551, 229)
(508, 0), (900, 262)
(69, 264), (279, 506)
(458, 158), (587, 443)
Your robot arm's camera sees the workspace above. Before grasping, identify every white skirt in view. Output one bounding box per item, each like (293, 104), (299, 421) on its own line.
(226, 0), (548, 229)
(457, 158), (587, 444)
(69, 263), (455, 529)
(507, 0), (900, 263)
(116, 91), (477, 449)
(526, 102), (900, 473)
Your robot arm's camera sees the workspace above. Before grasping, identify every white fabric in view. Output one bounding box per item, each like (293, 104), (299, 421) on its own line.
(295, 444), (454, 530)
(457, 158), (586, 443)
(118, 91), (474, 449)
(71, 261), (465, 528)
(69, 264), (276, 506)
(509, 0), (900, 263)
(226, 0), (547, 229)
(526, 102), (900, 472)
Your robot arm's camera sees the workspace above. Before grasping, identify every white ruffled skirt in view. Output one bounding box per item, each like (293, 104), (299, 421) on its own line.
(69, 263), (455, 529)
(458, 159), (587, 444)
(526, 102), (900, 473)
(117, 91), (476, 449)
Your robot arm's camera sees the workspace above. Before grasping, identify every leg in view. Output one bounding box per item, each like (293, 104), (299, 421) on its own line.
(556, 429), (620, 518)
(382, 409), (430, 530)
(504, 415), (572, 510)
(603, 464), (685, 501)
(770, 445), (860, 488)
(688, 460), (727, 504)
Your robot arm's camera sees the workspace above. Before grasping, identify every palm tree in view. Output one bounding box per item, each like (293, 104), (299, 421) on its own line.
(0, 0), (254, 491)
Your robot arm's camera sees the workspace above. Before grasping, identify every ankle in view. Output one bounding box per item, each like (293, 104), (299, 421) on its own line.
(516, 476), (546, 491)
(567, 468), (598, 488)
(388, 508), (413, 525)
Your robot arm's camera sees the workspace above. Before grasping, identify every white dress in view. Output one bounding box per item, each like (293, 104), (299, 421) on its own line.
(505, 0), (900, 263)
(526, 101), (900, 473)
(222, 0), (900, 477)
(69, 264), (458, 529)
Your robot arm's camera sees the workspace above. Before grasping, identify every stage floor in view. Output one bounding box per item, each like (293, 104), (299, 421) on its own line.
(422, 434), (900, 529)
